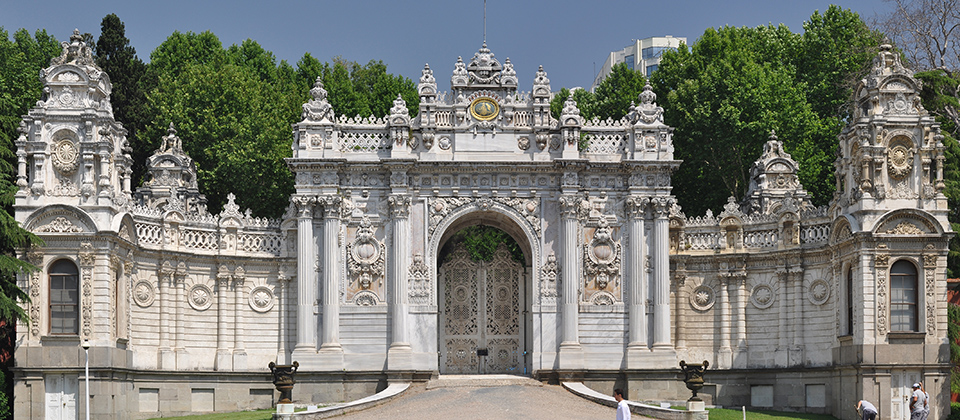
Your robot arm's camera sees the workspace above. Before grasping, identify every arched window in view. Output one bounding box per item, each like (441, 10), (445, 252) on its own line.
(49, 259), (79, 335)
(890, 260), (919, 332)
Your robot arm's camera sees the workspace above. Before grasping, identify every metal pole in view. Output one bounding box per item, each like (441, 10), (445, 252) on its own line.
(82, 340), (90, 420)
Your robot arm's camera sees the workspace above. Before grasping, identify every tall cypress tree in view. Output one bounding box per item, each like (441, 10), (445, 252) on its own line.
(95, 14), (148, 186)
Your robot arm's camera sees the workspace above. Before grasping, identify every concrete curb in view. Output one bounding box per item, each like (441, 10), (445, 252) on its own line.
(561, 382), (708, 420)
(274, 382), (410, 419)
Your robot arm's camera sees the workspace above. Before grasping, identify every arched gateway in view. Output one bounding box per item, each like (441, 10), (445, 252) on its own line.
(12, 33), (953, 420)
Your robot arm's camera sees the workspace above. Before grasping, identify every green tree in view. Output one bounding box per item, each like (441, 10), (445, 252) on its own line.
(95, 14), (150, 187)
(0, 28), (56, 420)
(142, 61), (296, 217)
(593, 62), (648, 120)
(651, 7), (880, 216)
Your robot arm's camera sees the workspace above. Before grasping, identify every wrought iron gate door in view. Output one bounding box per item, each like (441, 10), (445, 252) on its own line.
(439, 243), (523, 374)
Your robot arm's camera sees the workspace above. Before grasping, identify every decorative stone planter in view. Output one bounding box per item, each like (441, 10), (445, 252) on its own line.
(679, 360), (708, 411)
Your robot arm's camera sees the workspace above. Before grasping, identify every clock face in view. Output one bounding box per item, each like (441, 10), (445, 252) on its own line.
(470, 97), (499, 121)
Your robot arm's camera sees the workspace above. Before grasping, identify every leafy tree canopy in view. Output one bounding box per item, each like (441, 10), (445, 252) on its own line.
(650, 6), (882, 216)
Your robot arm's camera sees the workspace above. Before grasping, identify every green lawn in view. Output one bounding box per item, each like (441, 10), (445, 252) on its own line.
(146, 409), (274, 420)
(706, 407), (839, 420)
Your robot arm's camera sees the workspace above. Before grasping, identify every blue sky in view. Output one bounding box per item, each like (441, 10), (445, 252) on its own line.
(1, 0), (894, 91)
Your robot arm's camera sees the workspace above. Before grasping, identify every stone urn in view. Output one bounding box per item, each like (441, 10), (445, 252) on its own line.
(269, 361), (299, 404)
(679, 360), (709, 401)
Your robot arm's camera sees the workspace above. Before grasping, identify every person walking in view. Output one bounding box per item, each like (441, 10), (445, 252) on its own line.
(613, 388), (630, 420)
(910, 383), (927, 420)
(920, 381), (930, 420)
(856, 399), (878, 420)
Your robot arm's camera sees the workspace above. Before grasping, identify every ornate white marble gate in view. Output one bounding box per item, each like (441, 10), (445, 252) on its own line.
(439, 243), (524, 374)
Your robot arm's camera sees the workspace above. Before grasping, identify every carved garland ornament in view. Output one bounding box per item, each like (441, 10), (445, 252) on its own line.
(876, 252), (890, 335)
(78, 242), (94, 338)
(540, 253), (559, 303)
(924, 246), (937, 335)
(408, 252), (431, 305)
(35, 216), (83, 233)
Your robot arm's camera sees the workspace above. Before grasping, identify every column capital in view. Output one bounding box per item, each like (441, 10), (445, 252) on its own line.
(318, 195), (342, 218)
(559, 194), (584, 219)
(388, 194), (412, 218)
(292, 195), (316, 218)
(626, 196), (650, 218)
(651, 196), (675, 218)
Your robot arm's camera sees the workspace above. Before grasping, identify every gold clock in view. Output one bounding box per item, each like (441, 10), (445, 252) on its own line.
(469, 97), (499, 121)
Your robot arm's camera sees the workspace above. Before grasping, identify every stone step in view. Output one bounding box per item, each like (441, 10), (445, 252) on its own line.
(426, 374), (543, 389)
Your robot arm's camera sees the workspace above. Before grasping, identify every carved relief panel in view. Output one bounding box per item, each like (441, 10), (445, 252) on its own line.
(582, 218), (621, 304)
(345, 216), (385, 305)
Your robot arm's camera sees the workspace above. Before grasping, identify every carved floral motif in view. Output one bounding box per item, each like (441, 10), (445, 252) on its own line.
(249, 285), (275, 312)
(188, 284), (213, 311)
(690, 285), (716, 311)
(134, 280), (155, 307)
(35, 217), (83, 233)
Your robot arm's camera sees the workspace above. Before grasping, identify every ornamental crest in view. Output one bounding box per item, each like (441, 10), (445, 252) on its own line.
(583, 218), (621, 298)
(347, 217), (385, 292)
(887, 137), (914, 180)
(51, 138), (79, 175)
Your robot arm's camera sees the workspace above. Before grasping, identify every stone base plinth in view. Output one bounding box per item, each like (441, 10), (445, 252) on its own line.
(686, 400), (705, 411)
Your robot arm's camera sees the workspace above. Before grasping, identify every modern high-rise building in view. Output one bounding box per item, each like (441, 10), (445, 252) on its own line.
(591, 36), (686, 91)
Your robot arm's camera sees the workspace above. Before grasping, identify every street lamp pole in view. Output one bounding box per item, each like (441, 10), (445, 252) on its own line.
(82, 339), (90, 420)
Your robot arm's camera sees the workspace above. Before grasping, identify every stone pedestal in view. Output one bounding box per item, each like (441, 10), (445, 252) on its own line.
(558, 342), (584, 369)
(686, 400), (705, 411)
(387, 344), (413, 371)
(215, 350), (232, 371)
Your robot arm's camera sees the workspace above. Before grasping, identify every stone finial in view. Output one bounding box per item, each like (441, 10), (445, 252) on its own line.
(310, 77), (327, 101)
(390, 94), (407, 116)
(451, 56), (469, 87)
(50, 28), (97, 68)
(302, 77), (334, 122)
(159, 122), (183, 154)
(418, 63), (437, 98)
(420, 63), (435, 84)
(501, 57), (518, 86)
(532, 65), (551, 98)
(634, 82), (664, 125)
(639, 81), (657, 105)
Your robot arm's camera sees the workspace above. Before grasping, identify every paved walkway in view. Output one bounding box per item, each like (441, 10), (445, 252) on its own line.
(334, 383), (624, 420)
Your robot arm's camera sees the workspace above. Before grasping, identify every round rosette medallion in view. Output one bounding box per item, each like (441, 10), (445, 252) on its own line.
(690, 285), (716, 311)
(133, 280), (155, 308)
(249, 285), (275, 313)
(808, 279), (830, 306)
(188, 284), (213, 311)
(751, 284), (775, 309)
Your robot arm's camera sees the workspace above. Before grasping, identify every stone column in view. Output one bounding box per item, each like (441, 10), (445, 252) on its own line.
(215, 267), (232, 370)
(775, 270), (788, 367)
(387, 194), (413, 369)
(673, 269), (687, 349)
(626, 196), (648, 366)
(173, 263), (186, 367)
(558, 194), (583, 368)
(734, 274), (748, 367)
(318, 195), (343, 357)
(790, 268), (804, 365)
(292, 196), (317, 354)
(233, 269), (247, 370)
(276, 271), (291, 364)
(652, 198), (672, 350)
(157, 262), (172, 369)
(718, 275), (732, 369)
